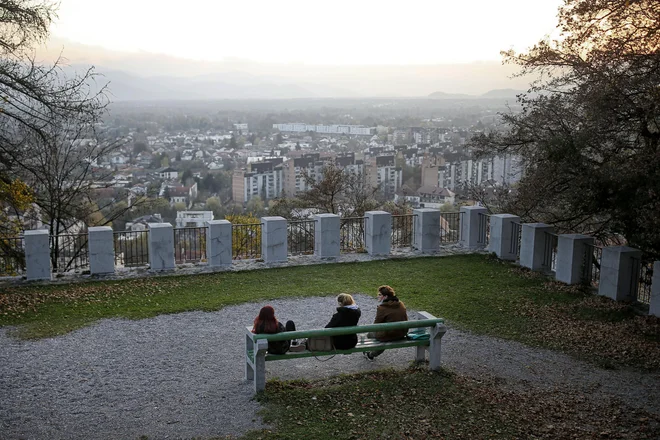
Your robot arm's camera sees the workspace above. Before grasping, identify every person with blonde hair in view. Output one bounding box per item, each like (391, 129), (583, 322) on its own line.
(364, 285), (408, 360)
(324, 293), (361, 350)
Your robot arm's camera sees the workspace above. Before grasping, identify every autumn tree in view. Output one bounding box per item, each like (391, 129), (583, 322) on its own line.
(470, 0), (660, 256)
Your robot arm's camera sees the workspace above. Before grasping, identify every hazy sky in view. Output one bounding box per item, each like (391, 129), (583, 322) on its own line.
(51, 0), (563, 65)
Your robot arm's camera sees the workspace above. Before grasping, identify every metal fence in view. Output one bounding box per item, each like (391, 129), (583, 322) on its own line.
(340, 217), (367, 253)
(582, 243), (603, 288)
(288, 220), (315, 255)
(174, 227), (207, 264)
(113, 230), (150, 268)
(391, 214), (415, 249)
(440, 212), (461, 244)
(510, 222), (522, 259)
(50, 233), (89, 273)
(477, 213), (490, 246)
(0, 236), (25, 276)
(633, 258), (653, 305)
(542, 231), (559, 272)
(232, 223), (262, 260)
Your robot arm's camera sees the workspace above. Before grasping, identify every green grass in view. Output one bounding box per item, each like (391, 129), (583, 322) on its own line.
(1, 254), (658, 369)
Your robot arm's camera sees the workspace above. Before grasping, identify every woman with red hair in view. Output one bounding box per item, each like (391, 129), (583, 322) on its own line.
(252, 306), (296, 354)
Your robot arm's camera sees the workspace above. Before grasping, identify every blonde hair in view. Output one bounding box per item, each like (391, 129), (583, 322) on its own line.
(337, 293), (355, 306)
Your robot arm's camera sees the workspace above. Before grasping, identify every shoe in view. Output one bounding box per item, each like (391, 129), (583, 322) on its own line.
(363, 352), (375, 361)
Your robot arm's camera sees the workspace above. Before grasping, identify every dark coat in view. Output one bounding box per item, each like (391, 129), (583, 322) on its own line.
(255, 321), (290, 354)
(374, 297), (408, 341)
(325, 306), (362, 350)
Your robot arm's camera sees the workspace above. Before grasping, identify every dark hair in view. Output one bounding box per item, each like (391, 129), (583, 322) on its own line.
(378, 285), (396, 298)
(252, 305), (278, 333)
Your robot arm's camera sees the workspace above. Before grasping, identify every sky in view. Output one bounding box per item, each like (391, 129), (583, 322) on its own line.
(51, 0), (564, 66)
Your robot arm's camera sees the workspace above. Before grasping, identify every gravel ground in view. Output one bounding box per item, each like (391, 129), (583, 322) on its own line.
(1, 294), (659, 440)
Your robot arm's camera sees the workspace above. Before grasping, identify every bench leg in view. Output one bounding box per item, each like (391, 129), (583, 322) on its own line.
(245, 333), (254, 381)
(415, 346), (425, 363)
(254, 340), (268, 393)
(429, 323), (447, 370)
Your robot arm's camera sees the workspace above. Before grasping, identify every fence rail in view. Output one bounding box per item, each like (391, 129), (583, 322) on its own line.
(510, 222), (522, 259)
(340, 217), (367, 253)
(634, 258), (653, 305)
(174, 227), (207, 264)
(50, 233), (89, 273)
(542, 232), (559, 272)
(113, 230), (150, 268)
(582, 243), (603, 288)
(477, 213), (490, 246)
(391, 214), (415, 249)
(288, 220), (315, 255)
(0, 236), (25, 276)
(232, 223), (262, 260)
(440, 212), (461, 244)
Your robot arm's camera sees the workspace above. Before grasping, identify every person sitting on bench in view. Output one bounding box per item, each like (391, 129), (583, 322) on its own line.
(364, 285), (408, 360)
(325, 293), (362, 350)
(252, 306), (296, 354)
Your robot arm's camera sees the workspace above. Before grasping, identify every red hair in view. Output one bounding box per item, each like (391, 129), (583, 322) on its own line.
(252, 305), (279, 334)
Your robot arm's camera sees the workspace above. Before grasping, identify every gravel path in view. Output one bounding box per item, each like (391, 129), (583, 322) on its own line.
(1, 294), (658, 439)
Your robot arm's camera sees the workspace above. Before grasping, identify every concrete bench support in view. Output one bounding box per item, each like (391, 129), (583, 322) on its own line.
(460, 206), (487, 250)
(598, 246), (642, 301)
(488, 214), (520, 260)
(314, 213), (340, 258)
(148, 223), (175, 271)
(365, 211), (391, 256)
(88, 226), (115, 275)
(413, 209), (440, 253)
(520, 223), (554, 271)
(262, 216), (287, 263)
(206, 220), (232, 267)
(651, 261), (660, 318)
(555, 234), (594, 285)
(24, 229), (51, 281)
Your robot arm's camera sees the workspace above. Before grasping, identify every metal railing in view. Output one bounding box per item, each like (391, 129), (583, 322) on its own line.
(174, 227), (207, 264)
(542, 232), (559, 272)
(50, 233), (89, 273)
(391, 214), (415, 249)
(0, 236), (25, 276)
(633, 258), (653, 305)
(510, 222), (522, 259)
(582, 243), (603, 288)
(477, 212), (490, 246)
(439, 212), (461, 244)
(232, 223), (262, 260)
(288, 220), (315, 255)
(340, 217), (367, 253)
(113, 230), (150, 268)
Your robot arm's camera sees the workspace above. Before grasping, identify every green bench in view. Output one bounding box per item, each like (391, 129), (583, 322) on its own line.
(245, 311), (447, 392)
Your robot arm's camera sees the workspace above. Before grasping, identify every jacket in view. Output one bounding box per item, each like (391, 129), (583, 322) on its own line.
(373, 297), (408, 341)
(255, 321), (290, 354)
(325, 305), (362, 350)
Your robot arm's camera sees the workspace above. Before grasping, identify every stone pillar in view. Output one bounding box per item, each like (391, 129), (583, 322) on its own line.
(650, 261), (660, 318)
(261, 216), (287, 263)
(88, 226), (115, 275)
(314, 213), (340, 258)
(413, 209), (440, 253)
(598, 246), (642, 302)
(365, 211), (391, 256)
(488, 214), (520, 260)
(206, 220), (232, 268)
(459, 206), (488, 250)
(555, 234), (594, 285)
(519, 223), (554, 271)
(24, 229), (51, 281)
(148, 223), (175, 271)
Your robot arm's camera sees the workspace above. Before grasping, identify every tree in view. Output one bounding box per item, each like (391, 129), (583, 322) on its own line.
(470, 0), (660, 256)
(229, 134), (237, 149)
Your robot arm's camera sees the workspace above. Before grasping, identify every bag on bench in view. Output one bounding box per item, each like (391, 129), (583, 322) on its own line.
(306, 336), (334, 352)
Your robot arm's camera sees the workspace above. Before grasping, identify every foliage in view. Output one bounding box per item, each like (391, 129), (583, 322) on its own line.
(470, 0), (660, 256)
(1, 254), (658, 371)
(226, 213), (261, 259)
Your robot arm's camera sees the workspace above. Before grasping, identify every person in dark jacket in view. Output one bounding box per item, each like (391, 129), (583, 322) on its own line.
(325, 293), (361, 350)
(252, 305), (296, 355)
(365, 285), (408, 360)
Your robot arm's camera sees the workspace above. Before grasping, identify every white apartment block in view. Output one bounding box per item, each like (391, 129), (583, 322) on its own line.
(175, 211), (214, 228)
(232, 162), (284, 203)
(273, 123), (374, 136)
(446, 155), (522, 190)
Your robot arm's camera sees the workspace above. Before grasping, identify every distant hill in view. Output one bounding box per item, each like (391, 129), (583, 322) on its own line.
(428, 88), (525, 100)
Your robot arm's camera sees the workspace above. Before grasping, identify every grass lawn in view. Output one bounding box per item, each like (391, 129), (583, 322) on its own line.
(1, 254), (658, 369)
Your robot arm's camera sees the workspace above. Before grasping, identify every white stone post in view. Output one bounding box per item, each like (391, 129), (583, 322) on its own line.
(365, 211), (391, 256)
(261, 216), (287, 263)
(520, 223), (554, 271)
(488, 214), (520, 260)
(206, 220), (232, 268)
(148, 223), (175, 271)
(413, 208), (440, 253)
(24, 229), (51, 281)
(314, 213), (340, 258)
(459, 206), (488, 250)
(650, 261), (660, 317)
(555, 234), (594, 285)
(598, 246), (642, 302)
(88, 226), (115, 275)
